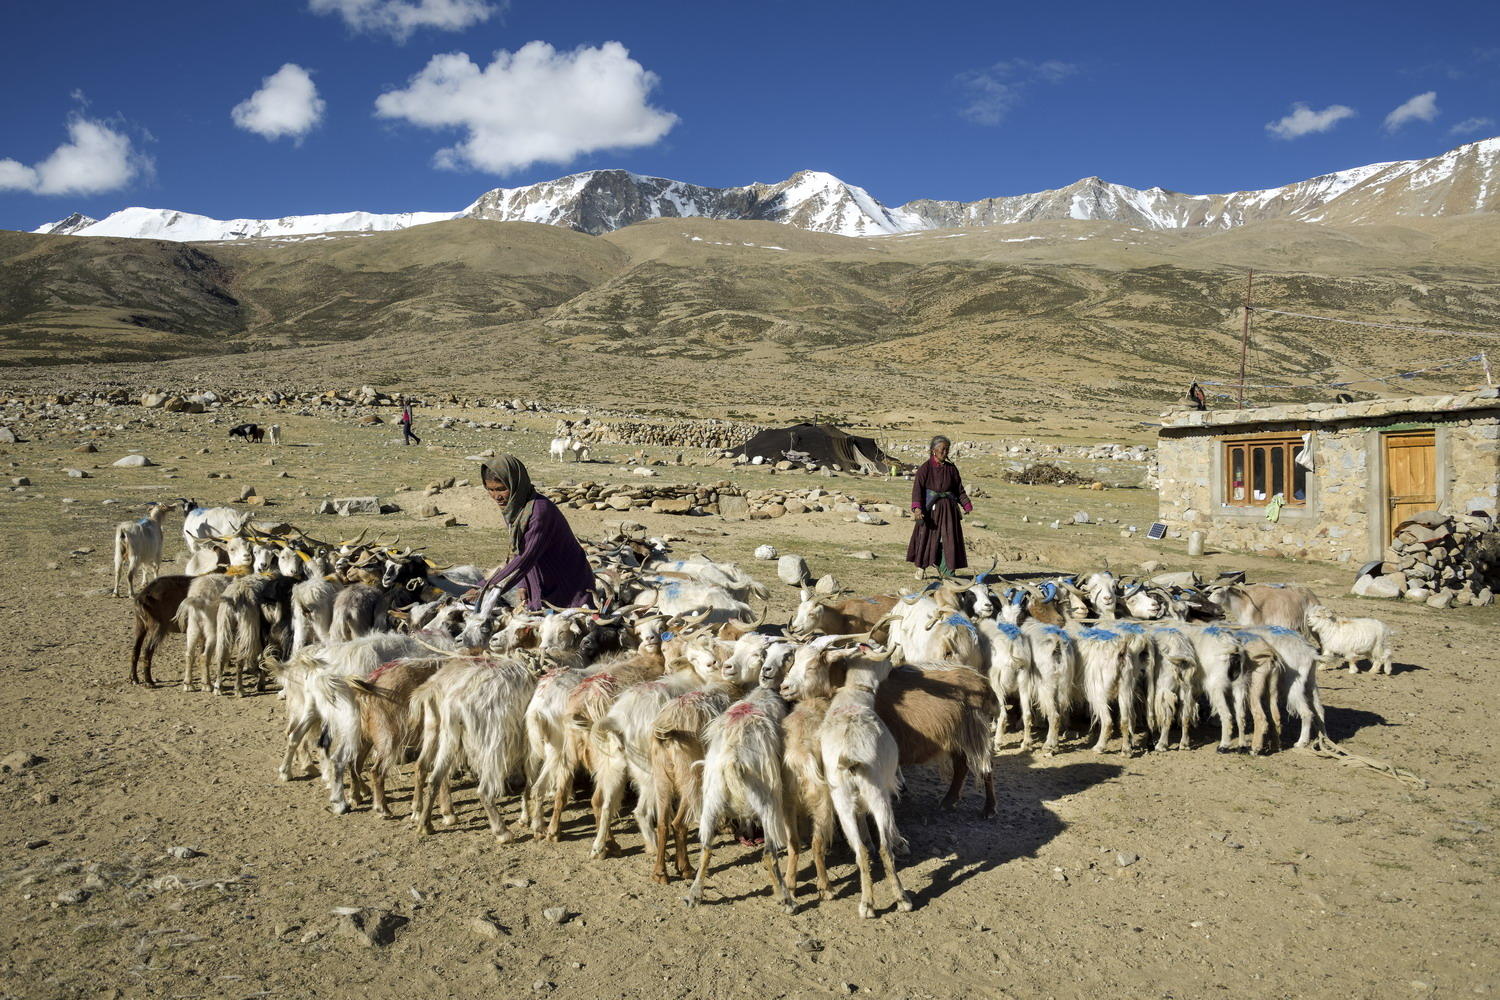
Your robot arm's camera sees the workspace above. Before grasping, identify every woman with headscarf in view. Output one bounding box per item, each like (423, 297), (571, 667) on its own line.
(906, 435), (973, 579)
(474, 455), (595, 610)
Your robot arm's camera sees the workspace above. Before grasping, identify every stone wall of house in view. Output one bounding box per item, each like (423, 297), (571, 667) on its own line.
(1158, 413), (1499, 564)
(1447, 418), (1500, 514)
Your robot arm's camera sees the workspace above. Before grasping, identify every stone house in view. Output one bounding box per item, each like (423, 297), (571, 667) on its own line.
(1155, 388), (1500, 563)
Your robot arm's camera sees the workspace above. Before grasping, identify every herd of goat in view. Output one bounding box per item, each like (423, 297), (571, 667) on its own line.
(112, 499), (1398, 916)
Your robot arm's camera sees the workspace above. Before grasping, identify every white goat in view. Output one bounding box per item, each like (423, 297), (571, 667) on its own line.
(685, 684), (795, 912)
(1143, 625), (1199, 751)
(179, 502), (248, 554)
(818, 645), (912, 919)
(1019, 622), (1078, 755)
(978, 619), (1035, 752)
(113, 503), (171, 597)
(1305, 606), (1394, 675)
(409, 655), (537, 839)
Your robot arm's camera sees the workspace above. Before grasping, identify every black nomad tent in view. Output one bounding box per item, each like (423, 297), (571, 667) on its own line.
(730, 423), (901, 474)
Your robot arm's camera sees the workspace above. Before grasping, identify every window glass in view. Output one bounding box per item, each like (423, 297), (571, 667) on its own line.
(1251, 447), (1266, 501)
(1230, 447), (1245, 502)
(1293, 461), (1307, 502)
(1271, 446), (1285, 497)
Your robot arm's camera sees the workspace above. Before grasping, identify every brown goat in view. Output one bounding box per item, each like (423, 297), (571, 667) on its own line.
(794, 591), (899, 636)
(786, 649), (998, 817)
(650, 684), (734, 882)
(782, 695), (835, 900)
(347, 658), (446, 819)
(130, 574), (193, 685)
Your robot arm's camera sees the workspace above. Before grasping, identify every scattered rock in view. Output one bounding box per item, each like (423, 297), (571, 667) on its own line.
(1115, 852), (1139, 868)
(469, 913), (508, 939)
(335, 907), (407, 947)
(25, 838), (49, 849)
(72, 443), (97, 453)
(1426, 591), (1456, 610)
(111, 455), (155, 468)
(358, 415), (383, 426)
(1, 751), (43, 772)
(847, 551), (876, 560)
(166, 846), (204, 859)
(0, 427), (17, 444)
(64, 468), (89, 479)
(777, 554), (811, 586)
(55, 889), (89, 905)
(238, 486), (258, 502)
(796, 936), (824, 953)
(329, 496), (381, 516)
(1072, 511), (1091, 524)
(542, 906), (569, 925)
(855, 512), (887, 525)
(1351, 575), (1402, 599)
(754, 545), (778, 561)
(11, 476), (28, 486)
(419, 504), (440, 518)
(632, 467), (657, 477)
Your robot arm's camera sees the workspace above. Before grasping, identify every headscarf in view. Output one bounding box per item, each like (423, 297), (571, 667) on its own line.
(480, 454), (538, 553)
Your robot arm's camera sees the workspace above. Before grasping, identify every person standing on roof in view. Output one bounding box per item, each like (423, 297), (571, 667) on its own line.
(906, 435), (972, 579)
(473, 455), (594, 611)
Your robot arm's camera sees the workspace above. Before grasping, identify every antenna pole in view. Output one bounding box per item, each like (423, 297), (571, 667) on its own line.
(1238, 270), (1254, 408)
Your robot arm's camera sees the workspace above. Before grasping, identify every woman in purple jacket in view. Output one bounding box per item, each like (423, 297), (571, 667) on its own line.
(475, 455), (595, 610)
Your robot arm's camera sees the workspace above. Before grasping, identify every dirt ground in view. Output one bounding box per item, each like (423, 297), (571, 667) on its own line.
(1, 404), (1497, 1000)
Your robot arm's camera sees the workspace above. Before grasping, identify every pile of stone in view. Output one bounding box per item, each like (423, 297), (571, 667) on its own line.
(544, 480), (899, 521)
(556, 417), (769, 452)
(1352, 511), (1498, 608)
(1003, 462), (1096, 487)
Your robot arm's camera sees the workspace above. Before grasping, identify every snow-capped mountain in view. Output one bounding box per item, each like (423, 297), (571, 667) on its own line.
(31, 137), (1499, 243)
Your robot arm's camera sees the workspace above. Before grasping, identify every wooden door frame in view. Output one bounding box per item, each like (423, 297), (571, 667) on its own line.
(1367, 425), (1446, 558)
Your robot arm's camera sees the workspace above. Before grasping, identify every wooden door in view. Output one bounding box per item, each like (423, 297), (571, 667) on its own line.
(1384, 430), (1436, 540)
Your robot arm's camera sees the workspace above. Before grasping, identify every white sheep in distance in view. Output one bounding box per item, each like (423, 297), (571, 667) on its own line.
(113, 503), (172, 598)
(1305, 605), (1395, 675)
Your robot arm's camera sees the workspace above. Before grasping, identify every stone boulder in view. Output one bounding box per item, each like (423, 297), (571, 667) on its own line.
(1350, 574), (1401, 599)
(111, 454), (155, 468)
(777, 554), (811, 586)
(329, 496), (381, 516)
(0, 426), (19, 443)
(754, 545), (778, 561)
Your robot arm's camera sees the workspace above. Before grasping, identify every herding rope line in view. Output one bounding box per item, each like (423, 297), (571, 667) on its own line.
(1198, 353), (1485, 391)
(1252, 307), (1500, 341)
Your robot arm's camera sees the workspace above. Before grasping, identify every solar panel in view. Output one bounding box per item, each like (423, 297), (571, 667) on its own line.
(1146, 522), (1168, 540)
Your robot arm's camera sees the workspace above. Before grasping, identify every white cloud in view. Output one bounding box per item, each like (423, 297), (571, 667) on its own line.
(374, 41), (678, 174)
(309, 0), (496, 41)
(1449, 116), (1496, 136)
(0, 116), (148, 195)
(232, 64), (326, 142)
(956, 59), (1078, 126)
(1384, 91), (1440, 132)
(1265, 102), (1356, 140)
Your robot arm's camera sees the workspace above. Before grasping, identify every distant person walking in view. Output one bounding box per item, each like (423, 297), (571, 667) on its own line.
(906, 435), (972, 579)
(399, 397), (420, 445)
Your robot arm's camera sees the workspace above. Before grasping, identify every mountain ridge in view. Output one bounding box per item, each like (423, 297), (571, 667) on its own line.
(30, 137), (1500, 243)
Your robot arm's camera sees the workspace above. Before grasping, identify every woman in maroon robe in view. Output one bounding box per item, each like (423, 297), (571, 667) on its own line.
(475, 455), (595, 610)
(906, 436), (973, 578)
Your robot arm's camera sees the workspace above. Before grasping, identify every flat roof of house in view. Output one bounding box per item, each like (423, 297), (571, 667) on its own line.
(1160, 387), (1500, 431)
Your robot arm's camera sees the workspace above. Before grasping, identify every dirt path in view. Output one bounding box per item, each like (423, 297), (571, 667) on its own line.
(1, 410), (1497, 1000)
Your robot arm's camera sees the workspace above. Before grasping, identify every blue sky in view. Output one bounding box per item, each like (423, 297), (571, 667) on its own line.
(2, 0), (1497, 231)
